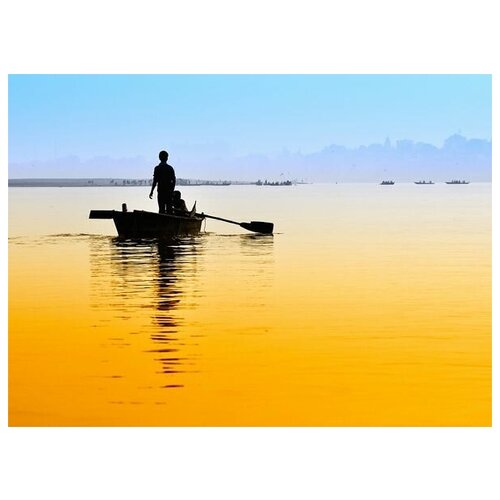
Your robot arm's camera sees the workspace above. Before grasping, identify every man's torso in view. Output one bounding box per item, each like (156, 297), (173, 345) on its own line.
(154, 163), (175, 192)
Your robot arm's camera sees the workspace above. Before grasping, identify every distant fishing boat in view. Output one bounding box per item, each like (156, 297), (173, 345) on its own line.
(256, 180), (293, 186)
(380, 180), (395, 185)
(414, 180), (434, 185)
(89, 203), (203, 239)
(445, 180), (469, 184)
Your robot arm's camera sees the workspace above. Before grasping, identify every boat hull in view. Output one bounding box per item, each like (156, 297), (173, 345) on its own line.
(90, 209), (203, 238)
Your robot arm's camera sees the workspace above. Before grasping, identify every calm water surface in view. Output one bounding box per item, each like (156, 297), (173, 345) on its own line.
(9, 183), (491, 425)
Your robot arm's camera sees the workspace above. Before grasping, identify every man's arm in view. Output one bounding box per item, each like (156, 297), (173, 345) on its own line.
(149, 168), (157, 199)
(171, 166), (176, 190)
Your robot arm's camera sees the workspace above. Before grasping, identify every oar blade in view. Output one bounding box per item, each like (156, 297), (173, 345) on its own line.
(240, 221), (274, 234)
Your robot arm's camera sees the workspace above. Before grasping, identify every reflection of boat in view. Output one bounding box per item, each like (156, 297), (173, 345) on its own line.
(380, 180), (394, 185)
(89, 204), (203, 238)
(446, 180), (469, 184)
(414, 180), (434, 184)
(90, 237), (202, 384)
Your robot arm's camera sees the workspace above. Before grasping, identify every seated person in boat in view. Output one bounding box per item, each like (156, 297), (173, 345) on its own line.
(172, 190), (188, 214)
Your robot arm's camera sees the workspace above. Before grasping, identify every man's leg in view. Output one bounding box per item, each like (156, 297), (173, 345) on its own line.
(158, 193), (166, 214)
(165, 192), (174, 214)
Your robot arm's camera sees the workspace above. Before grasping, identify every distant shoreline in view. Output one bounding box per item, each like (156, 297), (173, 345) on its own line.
(8, 178), (253, 188)
(8, 178), (489, 187)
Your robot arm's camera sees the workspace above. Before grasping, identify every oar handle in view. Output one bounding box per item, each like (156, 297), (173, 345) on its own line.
(198, 213), (239, 226)
(197, 212), (274, 234)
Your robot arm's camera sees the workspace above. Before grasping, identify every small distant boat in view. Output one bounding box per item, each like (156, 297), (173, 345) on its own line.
(446, 180), (469, 184)
(89, 203), (203, 238)
(256, 180), (293, 186)
(414, 180), (434, 185)
(380, 180), (395, 185)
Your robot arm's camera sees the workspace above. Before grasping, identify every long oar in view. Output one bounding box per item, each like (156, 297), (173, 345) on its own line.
(198, 213), (274, 234)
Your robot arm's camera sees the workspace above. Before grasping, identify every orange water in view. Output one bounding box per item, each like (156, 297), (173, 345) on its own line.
(8, 183), (491, 425)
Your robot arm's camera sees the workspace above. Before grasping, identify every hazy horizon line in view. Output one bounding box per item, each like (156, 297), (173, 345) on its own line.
(8, 132), (492, 165)
(9, 133), (492, 183)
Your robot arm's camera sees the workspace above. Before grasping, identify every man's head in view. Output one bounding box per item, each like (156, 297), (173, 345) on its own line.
(159, 150), (169, 162)
(173, 190), (181, 201)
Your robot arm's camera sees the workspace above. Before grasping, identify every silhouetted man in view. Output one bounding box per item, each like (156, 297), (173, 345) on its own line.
(149, 150), (176, 214)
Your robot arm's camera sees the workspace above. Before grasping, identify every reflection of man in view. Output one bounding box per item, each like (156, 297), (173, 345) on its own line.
(149, 150), (176, 214)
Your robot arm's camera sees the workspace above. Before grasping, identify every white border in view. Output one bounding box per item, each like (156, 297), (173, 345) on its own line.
(1, 1), (497, 499)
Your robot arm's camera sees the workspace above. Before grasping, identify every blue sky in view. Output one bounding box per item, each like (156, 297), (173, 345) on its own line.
(9, 74), (491, 166)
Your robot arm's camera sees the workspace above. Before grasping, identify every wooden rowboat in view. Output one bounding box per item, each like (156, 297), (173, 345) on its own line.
(89, 204), (203, 238)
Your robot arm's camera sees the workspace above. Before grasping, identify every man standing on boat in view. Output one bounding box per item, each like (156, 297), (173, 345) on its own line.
(149, 150), (176, 214)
